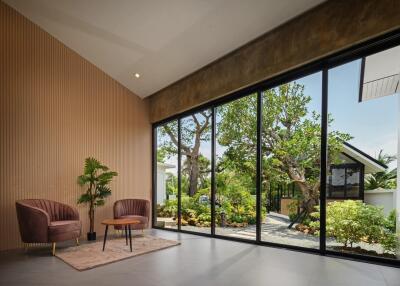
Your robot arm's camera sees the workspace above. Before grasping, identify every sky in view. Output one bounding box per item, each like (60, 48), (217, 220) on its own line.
(329, 60), (398, 164)
(159, 57), (399, 173)
(299, 59), (398, 170)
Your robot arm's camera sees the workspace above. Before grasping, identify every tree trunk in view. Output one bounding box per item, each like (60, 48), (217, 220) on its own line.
(188, 124), (201, 197)
(188, 156), (199, 196)
(294, 181), (319, 214)
(89, 205), (95, 233)
(286, 164), (319, 214)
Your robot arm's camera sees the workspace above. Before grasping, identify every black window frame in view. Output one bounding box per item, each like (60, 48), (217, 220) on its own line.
(152, 28), (400, 268)
(328, 163), (363, 200)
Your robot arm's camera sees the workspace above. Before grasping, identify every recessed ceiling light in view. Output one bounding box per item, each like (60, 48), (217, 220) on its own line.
(134, 73), (140, 78)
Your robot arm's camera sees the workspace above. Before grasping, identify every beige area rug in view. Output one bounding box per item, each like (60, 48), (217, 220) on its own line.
(55, 235), (180, 271)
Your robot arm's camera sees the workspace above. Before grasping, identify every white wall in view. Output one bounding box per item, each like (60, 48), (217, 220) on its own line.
(156, 165), (167, 205)
(364, 189), (396, 216)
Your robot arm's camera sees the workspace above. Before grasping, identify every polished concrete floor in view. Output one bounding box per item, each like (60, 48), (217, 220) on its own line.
(0, 229), (399, 286)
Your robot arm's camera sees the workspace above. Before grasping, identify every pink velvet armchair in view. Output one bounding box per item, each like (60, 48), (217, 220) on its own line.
(16, 199), (81, 255)
(113, 199), (150, 232)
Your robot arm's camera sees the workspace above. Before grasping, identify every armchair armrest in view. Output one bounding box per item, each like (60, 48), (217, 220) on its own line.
(113, 200), (126, 218)
(16, 201), (50, 243)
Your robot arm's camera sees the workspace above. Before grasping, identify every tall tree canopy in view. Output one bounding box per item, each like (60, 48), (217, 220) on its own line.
(218, 83), (350, 211)
(158, 82), (351, 212)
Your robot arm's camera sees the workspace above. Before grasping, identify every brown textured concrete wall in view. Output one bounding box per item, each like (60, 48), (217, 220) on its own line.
(148, 0), (400, 123)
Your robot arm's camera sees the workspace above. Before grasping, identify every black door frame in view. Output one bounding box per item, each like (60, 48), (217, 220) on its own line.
(151, 28), (400, 268)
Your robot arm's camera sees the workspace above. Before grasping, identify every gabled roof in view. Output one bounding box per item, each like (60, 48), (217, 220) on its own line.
(341, 142), (387, 174)
(157, 162), (175, 170)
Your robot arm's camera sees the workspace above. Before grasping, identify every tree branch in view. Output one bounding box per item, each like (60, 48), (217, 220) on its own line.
(163, 125), (191, 154)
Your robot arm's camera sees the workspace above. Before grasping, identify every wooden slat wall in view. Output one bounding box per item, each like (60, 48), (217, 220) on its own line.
(0, 2), (151, 251)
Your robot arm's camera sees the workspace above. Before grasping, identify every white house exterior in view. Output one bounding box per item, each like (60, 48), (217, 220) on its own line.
(364, 188), (397, 216)
(156, 162), (175, 205)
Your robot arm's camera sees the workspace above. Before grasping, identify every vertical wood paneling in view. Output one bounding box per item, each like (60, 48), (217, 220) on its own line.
(0, 2), (151, 251)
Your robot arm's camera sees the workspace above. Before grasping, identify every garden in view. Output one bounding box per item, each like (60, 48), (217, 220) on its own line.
(156, 81), (399, 258)
(157, 171), (262, 228)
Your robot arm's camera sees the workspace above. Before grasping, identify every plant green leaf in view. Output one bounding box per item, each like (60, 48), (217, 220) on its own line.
(77, 193), (91, 204)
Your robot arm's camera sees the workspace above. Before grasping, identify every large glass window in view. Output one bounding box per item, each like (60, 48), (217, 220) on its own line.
(326, 46), (399, 260)
(180, 110), (212, 234)
(260, 72), (322, 249)
(215, 94), (257, 240)
(153, 39), (400, 265)
(155, 121), (178, 229)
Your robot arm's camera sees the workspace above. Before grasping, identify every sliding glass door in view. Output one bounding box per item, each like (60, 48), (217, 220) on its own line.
(179, 110), (212, 234)
(154, 121), (179, 229)
(215, 94), (257, 240)
(152, 37), (400, 266)
(326, 48), (399, 261)
(260, 72), (322, 249)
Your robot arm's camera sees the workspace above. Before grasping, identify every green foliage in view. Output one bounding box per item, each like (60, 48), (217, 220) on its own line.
(287, 196), (302, 222)
(217, 84), (350, 207)
(158, 82), (350, 214)
(77, 157), (117, 232)
(365, 150), (397, 190)
(77, 157), (117, 204)
(310, 201), (398, 254)
(165, 173), (178, 196)
(384, 210), (397, 233)
(380, 231), (398, 253)
(157, 199), (178, 218)
(215, 171), (261, 226)
(157, 171), (262, 227)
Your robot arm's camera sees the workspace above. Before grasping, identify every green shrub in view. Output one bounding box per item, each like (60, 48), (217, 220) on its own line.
(157, 199), (178, 218)
(230, 214), (245, 223)
(310, 200), (399, 254)
(158, 178), (262, 227)
(384, 210), (396, 233)
(287, 202), (299, 222)
(381, 210), (398, 253)
(381, 231), (398, 253)
(197, 213), (211, 223)
(323, 201), (384, 247)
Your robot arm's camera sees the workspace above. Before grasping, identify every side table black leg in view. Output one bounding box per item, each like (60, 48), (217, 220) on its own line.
(103, 225), (109, 251)
(128, 225), (132, 252)
(125, 225), (128, 245)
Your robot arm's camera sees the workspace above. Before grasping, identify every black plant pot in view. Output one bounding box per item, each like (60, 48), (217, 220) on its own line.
(87, 232), (96, 241)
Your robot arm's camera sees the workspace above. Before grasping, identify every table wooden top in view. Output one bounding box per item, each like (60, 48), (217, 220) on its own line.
(101, 218), (141, 226)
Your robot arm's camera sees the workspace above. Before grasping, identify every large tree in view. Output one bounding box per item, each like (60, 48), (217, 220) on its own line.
(159, 111), (212, 196)
(218, 83), (350, 212)
(158, 82), (350, 211)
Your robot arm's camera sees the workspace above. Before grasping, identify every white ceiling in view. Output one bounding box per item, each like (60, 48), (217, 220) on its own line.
(4, 0), (324, 98)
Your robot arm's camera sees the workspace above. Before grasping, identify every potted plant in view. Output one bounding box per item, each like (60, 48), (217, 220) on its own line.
(77, 157), (117, 241)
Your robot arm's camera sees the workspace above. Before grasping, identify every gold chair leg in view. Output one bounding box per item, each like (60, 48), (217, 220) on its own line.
(142, 228), (144, 234)
(76, 238), (79, 246)
(52, 242), (56, 256)
(24, 243), (28, 252)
